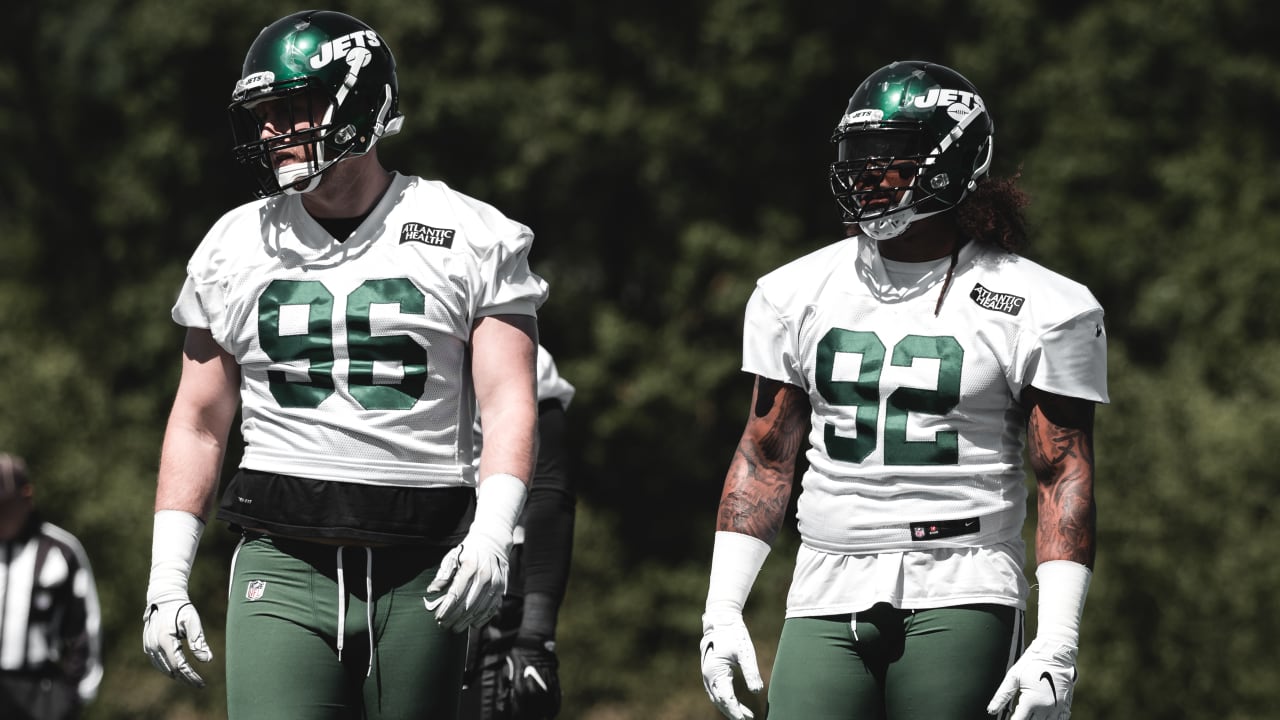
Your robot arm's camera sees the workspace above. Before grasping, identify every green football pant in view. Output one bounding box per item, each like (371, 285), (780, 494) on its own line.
(767, 603), (1019, 720)
(225, 535), (467, 720)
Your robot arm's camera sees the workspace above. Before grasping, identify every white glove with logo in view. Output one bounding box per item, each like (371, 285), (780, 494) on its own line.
(699, 531), (771, 720)
(142, 510), (212, 688)
(426, 473), (527, 632)
(700, 610), (764, 720)
(988, 638), (1077, 720)
(988, 560), (1092, 720)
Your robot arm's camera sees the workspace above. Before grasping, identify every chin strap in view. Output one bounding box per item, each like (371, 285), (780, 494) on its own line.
(279, 174), (324, 196)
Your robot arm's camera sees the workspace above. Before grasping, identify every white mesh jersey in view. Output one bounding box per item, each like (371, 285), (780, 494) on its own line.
(743, 235), (1107, 614)
(172, 173), (547, 489)
(535, 346), (576, 409)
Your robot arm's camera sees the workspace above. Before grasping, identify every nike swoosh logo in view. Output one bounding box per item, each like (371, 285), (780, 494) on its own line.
(523, 666), (548, 691)
(702, 641), (715, 664)
(1039, 671), (1059, 704)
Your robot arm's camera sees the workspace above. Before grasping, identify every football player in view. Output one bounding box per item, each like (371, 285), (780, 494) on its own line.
(461, 346), (577, 720)
(699, 61), (1107, 720)
(141, 10), (545, 720)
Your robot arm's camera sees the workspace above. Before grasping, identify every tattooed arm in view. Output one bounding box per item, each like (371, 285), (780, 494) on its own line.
(716, 377), (811, 544)
(701, 376), (810, 720)
(987, 387), (1098, 717)
(1024, 386), (1097, 568)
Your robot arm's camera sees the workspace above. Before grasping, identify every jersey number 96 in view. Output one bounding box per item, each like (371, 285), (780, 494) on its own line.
(257, 278), (428, 411)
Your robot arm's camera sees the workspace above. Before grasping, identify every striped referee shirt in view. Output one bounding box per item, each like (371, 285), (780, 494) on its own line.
(0, 514), (102, 702)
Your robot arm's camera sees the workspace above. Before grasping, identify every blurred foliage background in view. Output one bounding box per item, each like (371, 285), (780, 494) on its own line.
(2, 0), (1278, 718)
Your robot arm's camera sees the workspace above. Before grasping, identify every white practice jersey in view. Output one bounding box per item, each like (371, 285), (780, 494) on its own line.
(173, 173), (547, 489)
(743, 235), (1107, 614)
(535, 345), (576, 410)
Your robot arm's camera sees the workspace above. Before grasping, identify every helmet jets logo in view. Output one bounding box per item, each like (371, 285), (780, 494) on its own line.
(839, 108), (884, 129)
(309, 30), (382, 70)
(909, 88), (986, 122)
(236, 71), (275, 96)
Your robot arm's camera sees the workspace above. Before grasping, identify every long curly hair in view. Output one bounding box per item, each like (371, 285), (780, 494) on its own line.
(953, 174), (1030, 254)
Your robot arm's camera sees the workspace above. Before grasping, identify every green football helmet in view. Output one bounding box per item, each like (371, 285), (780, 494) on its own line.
(228, 10), (404, 197)
(829, 61), (993, 240)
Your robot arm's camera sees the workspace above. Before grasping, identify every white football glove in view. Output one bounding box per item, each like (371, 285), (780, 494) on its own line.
(700, 531), (771, 720)
(142, 510), (211, 688)
(425, 536), (509, 631)
(987, 638), (1077, 720)
(143, 598), (212, 688)
(700, 610), (764, 720)
(988, 560), (1093, 720)
(426, 473), (527, 632)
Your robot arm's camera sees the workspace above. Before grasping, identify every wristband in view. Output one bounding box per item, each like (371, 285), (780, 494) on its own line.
(472, 473), (528, 544)
(146, 510), (205, 605)
(704, 531), (770, 617)
(1034, 560), (1092, 646)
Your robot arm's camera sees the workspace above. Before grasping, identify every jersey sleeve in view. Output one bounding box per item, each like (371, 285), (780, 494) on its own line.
(171, 275), (212, 329)
(465, 200), (548, 319)
(741, 285), (807, 389)
(170, 209), (245, 335)
(536, 345), (576, 409)
(1023, 308), (1109, 403)
(171, 266), (231, 334)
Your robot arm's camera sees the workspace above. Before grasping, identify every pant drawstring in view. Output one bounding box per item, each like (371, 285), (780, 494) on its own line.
(336, 547), (347, 661)
(364, 547), (374, 678)
(334, 546), (377, 677)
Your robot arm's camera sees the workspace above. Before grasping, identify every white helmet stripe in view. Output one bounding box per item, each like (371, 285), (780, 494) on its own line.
(931, 103), (984, 157)
(331, 47), (372, 112)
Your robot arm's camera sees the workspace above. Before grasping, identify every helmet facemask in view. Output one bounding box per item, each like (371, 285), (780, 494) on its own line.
(231, 81), (339, 195)
(830, 130), (929, 240)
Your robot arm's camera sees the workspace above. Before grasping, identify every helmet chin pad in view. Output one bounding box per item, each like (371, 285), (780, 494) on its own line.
(860, 209), (915, 240)
(276, 160), (323, 195)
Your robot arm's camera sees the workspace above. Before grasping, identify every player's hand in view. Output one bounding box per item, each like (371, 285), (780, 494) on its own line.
(700, 610), (764, 720)
(142, 597), (212, 688)
(987, 638), (1078, 720)
(425, 533), (510, 632)
(506, 636), (562, 719)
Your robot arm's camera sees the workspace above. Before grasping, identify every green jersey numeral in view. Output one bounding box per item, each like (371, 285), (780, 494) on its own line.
(816, 328), (963, 465)
(258, 278), (428, 410)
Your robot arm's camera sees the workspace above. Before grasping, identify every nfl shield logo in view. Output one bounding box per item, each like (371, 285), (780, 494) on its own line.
(246, 580), (267, 601)
(913, 527), (925, 539)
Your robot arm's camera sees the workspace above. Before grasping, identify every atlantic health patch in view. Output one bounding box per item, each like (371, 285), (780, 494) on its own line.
(969, 283), (1025, 316)
(399, 222), (456, 248)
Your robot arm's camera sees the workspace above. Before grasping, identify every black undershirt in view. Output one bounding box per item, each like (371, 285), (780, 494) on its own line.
(313, 212), (370, 242)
